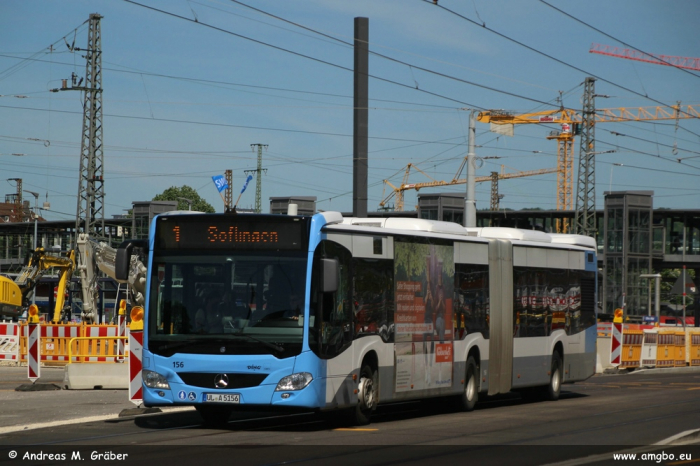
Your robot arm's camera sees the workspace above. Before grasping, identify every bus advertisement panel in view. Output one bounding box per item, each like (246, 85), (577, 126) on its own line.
(394, 242), (454, 391)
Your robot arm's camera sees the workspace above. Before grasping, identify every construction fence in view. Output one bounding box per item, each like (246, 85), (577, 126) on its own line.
(601, 323), (700, 370)
(0, 321), (129, 365)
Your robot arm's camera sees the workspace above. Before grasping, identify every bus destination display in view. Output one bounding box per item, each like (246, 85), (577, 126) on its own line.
(156, 217), (305, 250)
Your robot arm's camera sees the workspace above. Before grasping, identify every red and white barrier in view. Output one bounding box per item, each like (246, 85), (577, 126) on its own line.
(83, 325), (118, 362)
(129, 329), (143, 406)
(26, 323), (40, 382)
(610, 322), (623, 366)
(41, 324), (81, 362)
(0, 323), (19, 361)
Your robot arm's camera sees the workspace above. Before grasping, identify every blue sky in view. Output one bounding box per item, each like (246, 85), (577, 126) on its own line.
(1, 0), (699, 221)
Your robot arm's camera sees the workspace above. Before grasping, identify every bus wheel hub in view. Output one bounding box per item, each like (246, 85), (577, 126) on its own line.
(358, 377), (374, 410)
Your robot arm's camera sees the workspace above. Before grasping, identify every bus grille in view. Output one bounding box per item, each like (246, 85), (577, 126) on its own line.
(178, 372), (268, 389)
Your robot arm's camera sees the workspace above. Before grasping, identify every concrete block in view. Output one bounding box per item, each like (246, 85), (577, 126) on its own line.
(596, 336), (613, 373)
(63, 363), (128, 390)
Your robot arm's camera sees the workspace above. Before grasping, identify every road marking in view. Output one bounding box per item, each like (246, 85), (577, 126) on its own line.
(333, 428), (378, 431)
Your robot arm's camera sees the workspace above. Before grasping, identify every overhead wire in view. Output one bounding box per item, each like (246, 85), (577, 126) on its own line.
(122, 0), (480, 109)
(538, 0), (700, 80)
(421, 0), (700, 120)
(224, 0), (560, 108)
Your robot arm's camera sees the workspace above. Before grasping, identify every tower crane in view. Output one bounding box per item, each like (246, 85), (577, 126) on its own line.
(378, 159), (557, 212)
(590, 43), (700, 71)
(477, 103), (700, 231)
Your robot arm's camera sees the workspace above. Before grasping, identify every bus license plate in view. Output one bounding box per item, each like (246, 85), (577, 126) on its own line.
(204, 393), (240, 404)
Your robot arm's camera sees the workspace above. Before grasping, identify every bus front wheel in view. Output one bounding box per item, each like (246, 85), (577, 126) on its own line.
(351, 363), (377, 425)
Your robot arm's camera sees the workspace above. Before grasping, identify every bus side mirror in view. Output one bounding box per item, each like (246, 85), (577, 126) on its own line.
(115, 240), (148, 281)
(321, 259), (338, 293)
(115, 245), (132, 281)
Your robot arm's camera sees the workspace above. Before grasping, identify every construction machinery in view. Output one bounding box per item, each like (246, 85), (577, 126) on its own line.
(0, 275), (23, 319)
(76, 234), (148, 318)
(590, 43), (700, 71)
(0, 236), (147, 323)
(378, 159), (558, 212)
(0, 248), (76, 323)
(477, 103), (700, 231)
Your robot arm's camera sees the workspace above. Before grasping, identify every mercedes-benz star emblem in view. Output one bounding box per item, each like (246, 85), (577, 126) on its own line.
(214, 374), (229, 389)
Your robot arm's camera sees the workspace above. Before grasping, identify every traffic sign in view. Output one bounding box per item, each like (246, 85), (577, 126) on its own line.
(671, 269), (697, 295)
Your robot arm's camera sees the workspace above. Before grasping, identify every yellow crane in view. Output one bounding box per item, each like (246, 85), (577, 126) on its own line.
(477, 104), (700, 215)
(379, 158), (557, 212)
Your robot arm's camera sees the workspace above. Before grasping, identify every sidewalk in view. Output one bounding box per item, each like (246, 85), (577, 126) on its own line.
(0, 365), (191, 434)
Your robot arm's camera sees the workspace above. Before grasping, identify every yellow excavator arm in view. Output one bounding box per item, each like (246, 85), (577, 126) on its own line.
(50, 250), (75, 323)
(9, 247), (76, 323)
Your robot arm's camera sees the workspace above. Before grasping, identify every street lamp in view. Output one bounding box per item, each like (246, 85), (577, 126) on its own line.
(609, 163), (623, 193)
(640, 274), (662, 323)
(24, 190), (39, 306)
(23, 190), (39, 250)
(177, 197), (193, 211)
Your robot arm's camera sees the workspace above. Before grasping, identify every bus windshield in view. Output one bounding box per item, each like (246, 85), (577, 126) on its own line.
(147, 250), (308, 359)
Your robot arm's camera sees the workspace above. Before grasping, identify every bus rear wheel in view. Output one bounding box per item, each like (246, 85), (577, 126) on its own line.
(455, 356), (478, 411)
(544, 352), (562, 401)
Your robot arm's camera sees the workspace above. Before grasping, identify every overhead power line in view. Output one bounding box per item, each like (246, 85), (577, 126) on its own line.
(122, 0), (479, 108)
(226, 0), (559, 108)
(423, 0), (700, 119)
(0, 103), (470, 146)
(539, 1), (700, 79)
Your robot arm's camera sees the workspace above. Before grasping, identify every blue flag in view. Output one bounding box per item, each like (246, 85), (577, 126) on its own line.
(212, 174), (228, 193)
(240, 175), (253, 194)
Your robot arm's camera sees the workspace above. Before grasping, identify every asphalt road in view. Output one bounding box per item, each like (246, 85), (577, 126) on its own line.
(1, 364), (699, 466)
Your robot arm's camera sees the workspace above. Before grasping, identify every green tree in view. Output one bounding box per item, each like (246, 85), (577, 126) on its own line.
(152, 186), (215, 213)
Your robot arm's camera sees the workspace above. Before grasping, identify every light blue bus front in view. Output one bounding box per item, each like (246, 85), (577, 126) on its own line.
(141, 349), (326, 409)
(139, 211), (336, 411)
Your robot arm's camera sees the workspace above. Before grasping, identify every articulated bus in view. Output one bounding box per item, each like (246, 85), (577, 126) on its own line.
(119, 211), (597, 426)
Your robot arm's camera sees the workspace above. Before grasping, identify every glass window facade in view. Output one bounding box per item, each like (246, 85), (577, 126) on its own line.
(603, 192), (653, 318)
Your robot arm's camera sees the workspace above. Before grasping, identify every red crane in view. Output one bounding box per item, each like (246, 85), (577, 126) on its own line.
(590, 43), (700, 71)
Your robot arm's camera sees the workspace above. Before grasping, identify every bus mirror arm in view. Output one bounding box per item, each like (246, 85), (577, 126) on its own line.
(321, 259), (338, 293)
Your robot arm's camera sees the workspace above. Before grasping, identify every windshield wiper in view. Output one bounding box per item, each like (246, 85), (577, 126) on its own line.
(153, 336), (284, 354)
(154, 339), (200, 352)
(230, 332), (284, 353)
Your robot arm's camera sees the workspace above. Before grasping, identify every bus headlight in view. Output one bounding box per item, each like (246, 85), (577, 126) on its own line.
(143, 370), (170, 389)
(275, 372), (313, 391)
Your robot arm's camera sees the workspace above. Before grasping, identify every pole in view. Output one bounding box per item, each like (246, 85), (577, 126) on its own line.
(246, 144), (267, 213)
(33, 197), (38, 250)
(655, 275), (661, 324)
(464, 110), (477, 227)
(683, 265), (687, 326)
(574, 77), (596, 236)
(353, 17), (369, 218)
(641, 274), (662, 325)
